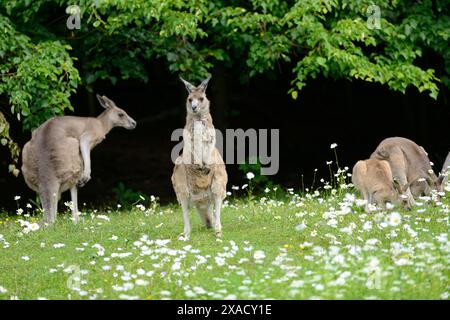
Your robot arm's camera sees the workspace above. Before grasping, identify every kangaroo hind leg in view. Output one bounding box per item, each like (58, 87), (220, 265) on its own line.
(39, 182), (59, 226)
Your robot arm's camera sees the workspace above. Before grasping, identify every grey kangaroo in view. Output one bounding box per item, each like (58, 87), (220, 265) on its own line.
(352, 158), (411, 212)
(171, 76), (228, 239)
(370, 137), (444, 206)
(22, 95), (136, 225)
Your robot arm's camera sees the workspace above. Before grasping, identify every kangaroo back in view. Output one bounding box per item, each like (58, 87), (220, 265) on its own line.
(352, 160), (368, 191)
(22, 118), (83, 194)
(371, 137), (434, 180)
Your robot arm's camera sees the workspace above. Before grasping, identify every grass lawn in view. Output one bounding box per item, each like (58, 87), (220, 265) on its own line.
(0, 188), (449, 300)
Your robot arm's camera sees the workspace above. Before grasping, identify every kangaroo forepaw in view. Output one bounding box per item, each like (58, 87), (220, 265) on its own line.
(77, 175), (91, 187)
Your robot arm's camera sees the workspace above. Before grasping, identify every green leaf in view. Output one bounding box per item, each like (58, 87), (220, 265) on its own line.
(291, 90), (298, 100)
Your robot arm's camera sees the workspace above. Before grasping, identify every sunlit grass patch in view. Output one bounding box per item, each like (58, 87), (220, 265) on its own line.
(0, 189), (448, 300)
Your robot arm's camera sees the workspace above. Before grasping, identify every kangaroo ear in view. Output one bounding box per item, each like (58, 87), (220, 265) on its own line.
(392, 179), (402, 192)
(96, 94), (114, 109)
(392, 178), (408, 194)
(426, 174), (435, 187)
(180, 77), (196, 93)
(198, 75), (212, 92)
(437, 175), (445, 187)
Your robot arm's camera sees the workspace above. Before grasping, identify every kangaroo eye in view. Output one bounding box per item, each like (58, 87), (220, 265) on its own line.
(188, 98), (193, 103)
(118, 113), (125, 118)
(199, 97), (204, 102)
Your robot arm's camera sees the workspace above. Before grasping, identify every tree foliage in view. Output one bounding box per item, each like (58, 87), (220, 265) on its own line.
(0, 0), (449, 172)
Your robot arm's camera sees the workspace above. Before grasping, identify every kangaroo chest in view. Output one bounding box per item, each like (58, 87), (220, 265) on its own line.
(181, 116), (217, 202)
(90, 135), (105, 150)
(185, 118), (214, 141)
(183, 117), (216, 166)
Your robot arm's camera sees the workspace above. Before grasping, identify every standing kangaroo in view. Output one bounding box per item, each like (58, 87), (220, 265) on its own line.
(22, 95), (136, 225)
(370, 137), (444, 205)
(171, 75), (228, 239)
(352, 158), (410, 212)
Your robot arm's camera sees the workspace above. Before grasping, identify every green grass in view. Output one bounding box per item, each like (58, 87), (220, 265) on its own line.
(0, 190), (449, 300)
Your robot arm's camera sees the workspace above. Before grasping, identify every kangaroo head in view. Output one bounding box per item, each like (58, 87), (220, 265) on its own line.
(96, 94), (136, 130)
(410, 173), (445, 197)
(180, 75), (211, 116)
(392, 179), (412, 210)
(432, 175), (445, 193)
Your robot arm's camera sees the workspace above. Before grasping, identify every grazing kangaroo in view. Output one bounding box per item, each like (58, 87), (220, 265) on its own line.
(22, 95), (136, 225)
(352, 158), (410, 212)
(370, 137), (444, 204)
(171, 75), (228, 239)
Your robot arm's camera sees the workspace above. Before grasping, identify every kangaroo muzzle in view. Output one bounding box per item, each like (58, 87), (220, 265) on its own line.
(127, 119), (137, 129)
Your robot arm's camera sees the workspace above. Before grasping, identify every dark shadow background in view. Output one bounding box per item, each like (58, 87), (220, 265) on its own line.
(1, 60), (449, 210)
